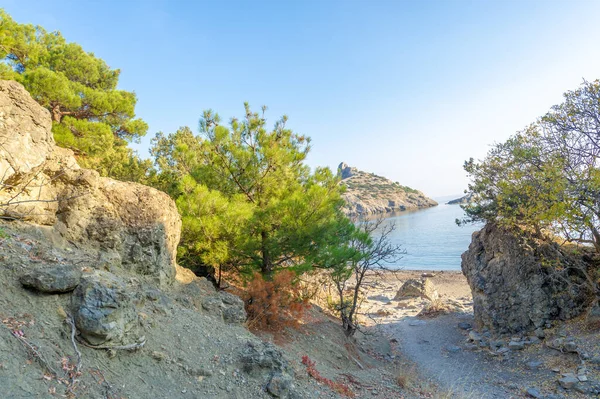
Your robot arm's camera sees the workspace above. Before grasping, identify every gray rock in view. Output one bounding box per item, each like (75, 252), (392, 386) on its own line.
(490, 340), (504, 350)
(525, 387), (543, 398)
(267, 372), (294, 397)
(558, 375), (578, 389)
(548, 338), (564, 350)
(241, 341), (290, 375)
(587, 301), (600, 327)
(394, 279), (438, 301)
(563, 341), (578, 353)
(468, 331), (482, 341)
(508, 341), (524, 350)
(201, 292), (247, 324)
(223, 306), (247, 324)
(408, 319), (426, 326)
(525, 336), (541, 345)
(72, 272), (143, 346)
(461, 223), (595, 334)
(20, 265), (81, 293)
(534, 328), (546, 339)
(446, 345), (462, 353)
(574, 383), (591, 394)
(525, 360), (543, 370)
(202, 296), (224, 314)
(458, 321), (472, 330)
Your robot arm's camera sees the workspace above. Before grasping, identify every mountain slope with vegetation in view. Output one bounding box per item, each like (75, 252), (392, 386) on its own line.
(338, 162), (437, 216)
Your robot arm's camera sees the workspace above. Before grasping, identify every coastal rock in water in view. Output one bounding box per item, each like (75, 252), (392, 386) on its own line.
(0, 80), (180, 285)
(461, 223), (595, 334)
(446, 193), (473, 205)
(394, 278), (439, 301)
(338, 162), (437, 216)
(19, 264), (82, 293)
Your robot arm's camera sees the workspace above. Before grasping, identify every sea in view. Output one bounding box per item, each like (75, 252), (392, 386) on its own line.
(373, 196), (483, 271)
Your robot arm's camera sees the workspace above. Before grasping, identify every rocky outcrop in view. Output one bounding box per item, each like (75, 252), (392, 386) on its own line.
(461, 223), (596, 334)
(394, 278), (439, 301)
(0, 80), (54, 179)
(0, 80), (180, 285)
(338, 162), (437, 216)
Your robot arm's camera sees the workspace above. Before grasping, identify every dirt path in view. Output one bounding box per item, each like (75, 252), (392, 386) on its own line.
(381, 313), (541, 399)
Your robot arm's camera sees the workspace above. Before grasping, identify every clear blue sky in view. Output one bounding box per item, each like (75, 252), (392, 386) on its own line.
(4, 0), (600, 196)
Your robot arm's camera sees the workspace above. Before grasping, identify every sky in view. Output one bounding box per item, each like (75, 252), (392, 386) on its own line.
(4, 0), (600, 197)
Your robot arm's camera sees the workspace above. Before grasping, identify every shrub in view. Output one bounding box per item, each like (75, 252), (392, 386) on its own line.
(245, 270), (309, 331)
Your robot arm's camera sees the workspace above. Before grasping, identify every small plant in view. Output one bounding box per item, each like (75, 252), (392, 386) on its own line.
(301, 355), (354, 397)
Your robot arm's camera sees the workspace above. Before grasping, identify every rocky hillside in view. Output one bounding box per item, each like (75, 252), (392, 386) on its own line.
(338, 162), (437, 216)
(0, 80), (423, 399)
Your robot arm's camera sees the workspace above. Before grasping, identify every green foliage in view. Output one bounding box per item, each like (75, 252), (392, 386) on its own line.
(152, 104), (351, 276)
(462, 79), (600, 252)
(0, 9), (152, 182)
(327, 217), (403, 336)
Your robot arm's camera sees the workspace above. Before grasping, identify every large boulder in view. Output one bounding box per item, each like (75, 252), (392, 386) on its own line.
(72, 271), (143, 346)
(19, 264), (82, 293)
(201, 291), (247, 324)
(0, 80), (180, 285)
(461, 223), (596, 334)
(394, 278), (438, 301)
(0, 80), (54, 179)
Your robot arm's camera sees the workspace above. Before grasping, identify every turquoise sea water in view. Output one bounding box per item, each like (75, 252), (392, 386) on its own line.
(375, 197), (483, 271)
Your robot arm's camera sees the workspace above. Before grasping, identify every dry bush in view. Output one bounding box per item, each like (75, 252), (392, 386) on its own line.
(396, 373), (410, 389)
(245, 270), (309, 331)
(302, 355), (354, 397)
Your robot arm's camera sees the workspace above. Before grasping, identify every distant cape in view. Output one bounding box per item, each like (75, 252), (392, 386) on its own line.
(338, 162), (437, 216)
(446, 193), (473, 205)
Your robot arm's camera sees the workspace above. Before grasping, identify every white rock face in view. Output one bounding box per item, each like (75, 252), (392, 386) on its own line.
(0, 80), (181, 285)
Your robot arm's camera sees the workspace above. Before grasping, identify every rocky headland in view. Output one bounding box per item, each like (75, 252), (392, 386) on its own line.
(338, 162), (437, 216)
(446, 193), (473, 205)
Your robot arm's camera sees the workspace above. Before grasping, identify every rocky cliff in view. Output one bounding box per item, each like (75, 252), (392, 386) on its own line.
(0, 80), (180, 285)
(338, 162), (437, 216)
(461, 223), (597, 334)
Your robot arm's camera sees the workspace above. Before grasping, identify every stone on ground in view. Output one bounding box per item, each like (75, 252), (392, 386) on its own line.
(461, 223), (595, 334)
(72, 271), (143, 346)
(19, 264), (82, 293)
(394, 278), (438, 301)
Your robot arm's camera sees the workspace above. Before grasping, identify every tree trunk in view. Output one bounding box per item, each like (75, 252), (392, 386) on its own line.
(342, 313), (356, 337)
(260, 231), (272, 276)
(51, 104), (62, 123)
(591, 225), (600, 254)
